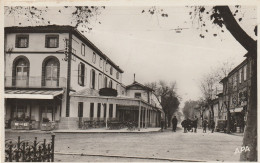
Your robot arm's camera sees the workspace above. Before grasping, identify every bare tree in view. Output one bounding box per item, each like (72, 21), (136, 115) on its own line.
(145, 80), (180, 128)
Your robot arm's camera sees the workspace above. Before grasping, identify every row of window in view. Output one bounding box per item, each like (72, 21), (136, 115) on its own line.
(16, 34), (120, 79)
(78, 62), (120, 90)
(80, 44), (119, 78)
(16, 35), (59, 48)
(78, 102), (114, 118)
(228, 64), (247, 89)
(13, 56), (60, 87)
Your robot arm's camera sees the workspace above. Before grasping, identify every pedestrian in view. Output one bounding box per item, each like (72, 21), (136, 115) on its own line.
(241, 120), (245, 133)
(202, 119), (208, 133)
(230, 117), (234, 133)
(172, 116), (178, 132)
(211, 119), (215, 133)
(160, 118), (165, 132)
(181, 119), (188, 133)
(193, 116), (198, 133)
(186, 118), (193, 132)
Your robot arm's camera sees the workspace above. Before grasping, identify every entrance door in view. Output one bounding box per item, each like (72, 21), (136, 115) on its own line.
(15, 60), (29, 87)
(45, 59), (58, 87)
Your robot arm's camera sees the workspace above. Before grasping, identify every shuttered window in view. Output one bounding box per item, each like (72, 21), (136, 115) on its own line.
(109, 104), (113, 118)
(90, 103), (94, 118)
(78, 102), (83, 117)
(97, 103), (101, 118)
(78, 63), (85, 86)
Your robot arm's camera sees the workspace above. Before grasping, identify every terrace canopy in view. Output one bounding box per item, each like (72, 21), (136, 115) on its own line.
(70, 94), (163, 130)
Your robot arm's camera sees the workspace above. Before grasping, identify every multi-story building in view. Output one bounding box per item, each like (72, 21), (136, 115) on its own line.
(220, 58), (251, 132)
(4, 25), (162, 130)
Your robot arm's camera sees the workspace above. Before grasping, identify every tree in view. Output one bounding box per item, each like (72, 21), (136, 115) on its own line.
(4, 6), (105, 32)
(199, 61), (234, 132)
(193, 98), (207, 122)
(190, 6), (257, 161)
(145, 81), (180, 128)
(182, 100), (199, 119)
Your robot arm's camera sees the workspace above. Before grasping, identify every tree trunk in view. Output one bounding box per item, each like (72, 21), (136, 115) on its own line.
(226, 106), (231, 134)
(164, 113), (167, 129)
(216, 6), (256, 52)
(216, 6), (257, 161)
(240, 53), (257, 161)
(168, 115), (172, 127)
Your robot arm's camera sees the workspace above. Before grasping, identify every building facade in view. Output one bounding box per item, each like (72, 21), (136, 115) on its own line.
(4, 25), (162, 130)
(220, 58), (251, 132)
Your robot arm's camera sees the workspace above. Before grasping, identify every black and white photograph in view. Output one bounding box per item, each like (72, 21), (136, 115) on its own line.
(2, 0), (258, 162)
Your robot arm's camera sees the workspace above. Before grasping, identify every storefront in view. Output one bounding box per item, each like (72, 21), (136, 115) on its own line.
(4, 89), (64, 130)
(230, 107), (246, 133)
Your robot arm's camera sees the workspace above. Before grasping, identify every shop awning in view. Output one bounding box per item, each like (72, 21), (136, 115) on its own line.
(230, 107), (243, 113)
(4, 89), (64, 99)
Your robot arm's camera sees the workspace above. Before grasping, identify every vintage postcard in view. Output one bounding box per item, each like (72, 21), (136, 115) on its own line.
(1, 0), (259, 162)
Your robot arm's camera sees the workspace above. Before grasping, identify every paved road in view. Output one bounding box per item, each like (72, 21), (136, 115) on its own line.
(5, 127), (243, 162)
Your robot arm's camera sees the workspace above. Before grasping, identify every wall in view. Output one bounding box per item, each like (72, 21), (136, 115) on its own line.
(5, 33), (69, 81)
(126, 89), (150, 103)
(70, 35), (123, 93)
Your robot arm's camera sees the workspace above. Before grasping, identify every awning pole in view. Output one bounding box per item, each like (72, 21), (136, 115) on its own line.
(138, 100), (141, 131)
(145, 108), (147, 129)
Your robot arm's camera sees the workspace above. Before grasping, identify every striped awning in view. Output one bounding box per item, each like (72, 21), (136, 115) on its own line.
(5, 89), (64, 99)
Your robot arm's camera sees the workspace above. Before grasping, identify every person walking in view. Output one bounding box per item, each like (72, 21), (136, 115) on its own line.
(193, 116), (198, 133)
(181, 119), (188, 133)
(172, 116), (178, 132)
(211, 119), (215, 133)
(186, 118), (193, 132)
(160, 118), (165, 132)
(230, 117), (234, 133)
(202, 119), (208, 133)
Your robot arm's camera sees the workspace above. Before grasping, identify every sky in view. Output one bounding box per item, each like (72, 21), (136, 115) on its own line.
(4, 6), (257, 108)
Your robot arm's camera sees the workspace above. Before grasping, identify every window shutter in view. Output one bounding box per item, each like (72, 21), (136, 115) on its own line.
(26, 35), (29, 48)
(78, 63), (81, 85)
(56, 35), (59, 48)
(45, 36), (48, 48)
(15, 35), (18, 48)
(85, 67), (87, 86)
(82, 64), (85, 86)
(89, 69), (92, 88)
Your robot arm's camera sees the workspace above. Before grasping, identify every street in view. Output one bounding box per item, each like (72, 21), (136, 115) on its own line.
(5, 127), (243, 162)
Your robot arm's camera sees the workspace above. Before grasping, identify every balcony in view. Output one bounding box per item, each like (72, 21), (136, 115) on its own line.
(5, 76), (66, 88)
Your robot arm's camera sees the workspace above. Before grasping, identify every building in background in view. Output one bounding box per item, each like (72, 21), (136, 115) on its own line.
(4, 25), (163, 130)
(220, 58), (251, 132)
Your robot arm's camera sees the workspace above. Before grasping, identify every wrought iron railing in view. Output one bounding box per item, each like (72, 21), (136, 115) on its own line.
(5, 76), (66, 88)
(5, 135), (55, 162)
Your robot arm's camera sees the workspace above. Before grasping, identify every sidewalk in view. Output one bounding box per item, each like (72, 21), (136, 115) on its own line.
(54, 127), (161, 133)
(5, 127), (161, 134)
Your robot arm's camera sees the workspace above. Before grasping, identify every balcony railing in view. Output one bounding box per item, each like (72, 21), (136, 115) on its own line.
(5, 76), (66, 88)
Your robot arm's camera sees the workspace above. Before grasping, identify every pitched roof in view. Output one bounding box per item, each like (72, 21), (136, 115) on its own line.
(126, 81), (154, 91)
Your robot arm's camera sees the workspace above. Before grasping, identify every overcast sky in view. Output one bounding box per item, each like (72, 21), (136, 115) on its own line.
(5, 6), (257, 108)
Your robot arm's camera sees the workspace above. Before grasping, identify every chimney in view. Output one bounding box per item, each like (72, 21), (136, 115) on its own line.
(134, 73), (136, 82)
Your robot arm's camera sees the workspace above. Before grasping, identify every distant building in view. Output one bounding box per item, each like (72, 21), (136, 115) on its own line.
(4, 25), (163, 130)
(220, 58), (251, 132)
